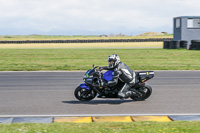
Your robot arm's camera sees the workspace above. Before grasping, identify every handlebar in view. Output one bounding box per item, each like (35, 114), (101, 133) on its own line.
(96, 69), (102, 72)
(92, 65), (103, 72)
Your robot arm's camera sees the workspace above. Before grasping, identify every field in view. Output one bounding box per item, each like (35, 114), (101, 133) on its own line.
(0, 42), (162, 49)
(0, 121), (200, 133)
(0, 47), (199, 71)
(0, 35), (199, 71)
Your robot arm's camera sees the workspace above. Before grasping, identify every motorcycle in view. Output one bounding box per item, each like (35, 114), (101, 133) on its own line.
(74, 65), (154, 101)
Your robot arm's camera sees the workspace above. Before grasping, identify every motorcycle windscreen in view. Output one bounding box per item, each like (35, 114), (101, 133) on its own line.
(103, 70), (114, 82)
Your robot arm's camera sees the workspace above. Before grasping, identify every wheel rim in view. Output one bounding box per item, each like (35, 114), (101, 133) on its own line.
(136, 88), (147, 98)
(131, 87), (149, 100)
(77, 88), (96, 100)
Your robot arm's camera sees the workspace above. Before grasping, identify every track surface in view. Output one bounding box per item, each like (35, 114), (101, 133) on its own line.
(0, 71), (200, 116)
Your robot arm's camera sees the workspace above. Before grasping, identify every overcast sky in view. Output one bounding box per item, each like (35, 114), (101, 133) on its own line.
(0, 0), (200, 35)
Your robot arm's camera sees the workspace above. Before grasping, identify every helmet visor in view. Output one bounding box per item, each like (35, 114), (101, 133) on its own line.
(108, 60), (115, 68)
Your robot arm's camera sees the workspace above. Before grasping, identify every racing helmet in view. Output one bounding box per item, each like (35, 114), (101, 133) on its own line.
(107, 54), (120, 68)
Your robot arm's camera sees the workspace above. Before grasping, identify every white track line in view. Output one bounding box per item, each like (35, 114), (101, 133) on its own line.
(0, 114), (200, 117)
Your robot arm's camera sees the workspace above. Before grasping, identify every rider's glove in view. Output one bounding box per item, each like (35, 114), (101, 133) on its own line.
(99, 66), (103, 71)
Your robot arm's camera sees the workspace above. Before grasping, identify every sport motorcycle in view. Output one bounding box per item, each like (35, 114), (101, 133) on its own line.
(74, 65), (154, 101)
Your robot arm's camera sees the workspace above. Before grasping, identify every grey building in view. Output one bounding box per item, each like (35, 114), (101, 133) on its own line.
(173, 16), (200, 46)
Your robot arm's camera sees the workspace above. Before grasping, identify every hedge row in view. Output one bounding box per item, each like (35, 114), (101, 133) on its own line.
(0, 38), (172, 44)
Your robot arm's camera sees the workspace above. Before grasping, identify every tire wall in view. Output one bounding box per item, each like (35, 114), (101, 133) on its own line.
(0, 38), (172, 44)
(163, 40), (188, 49)
(190, 40), (200, 50)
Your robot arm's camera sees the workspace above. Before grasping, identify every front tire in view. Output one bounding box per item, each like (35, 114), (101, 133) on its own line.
(130, 83), (152, 101)
(74, 86), (97, 101)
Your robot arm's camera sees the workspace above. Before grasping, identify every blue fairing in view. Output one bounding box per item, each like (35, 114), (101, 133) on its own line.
(80, 83), (90, 90)
(103, 70), (114, 82)
(81, 70), (113, 89)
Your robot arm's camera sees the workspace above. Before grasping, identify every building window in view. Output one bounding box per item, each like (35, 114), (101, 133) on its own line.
(176, 19), (180, 28)
(187, 18), (200, 28)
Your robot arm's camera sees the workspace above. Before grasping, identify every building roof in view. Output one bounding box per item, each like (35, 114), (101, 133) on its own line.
(174, 16), (200, 19)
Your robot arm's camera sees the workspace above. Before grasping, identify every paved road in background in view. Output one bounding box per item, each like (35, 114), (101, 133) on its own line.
(0, 71), (200, 116)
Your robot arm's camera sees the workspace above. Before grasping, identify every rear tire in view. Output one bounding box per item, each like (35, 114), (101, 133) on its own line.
(74, 86), (97, 101)
(130, 83), (152, 101)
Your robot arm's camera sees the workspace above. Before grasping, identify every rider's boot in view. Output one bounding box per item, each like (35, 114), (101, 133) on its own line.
(118, 83), (132, 99)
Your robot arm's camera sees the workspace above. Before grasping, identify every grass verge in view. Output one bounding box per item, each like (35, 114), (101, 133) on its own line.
(0, 121), (199, 133)
(0, 42), (162, 49)
(0, 49), (199, 71)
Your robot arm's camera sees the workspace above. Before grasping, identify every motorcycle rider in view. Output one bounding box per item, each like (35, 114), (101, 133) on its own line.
(100, 54), (136, 98)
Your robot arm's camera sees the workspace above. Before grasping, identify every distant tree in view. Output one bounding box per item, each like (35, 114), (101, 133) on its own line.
(100, 34), (108, 37)
(109, 33), (115, 37)
(116, 33), (125, 37)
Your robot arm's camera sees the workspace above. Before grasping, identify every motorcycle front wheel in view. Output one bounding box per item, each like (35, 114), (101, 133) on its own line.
(130, 83), (152, 101)
(74, 86), (97, 101)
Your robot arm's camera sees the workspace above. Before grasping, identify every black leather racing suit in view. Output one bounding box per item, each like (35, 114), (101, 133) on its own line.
(102, 62), (136, 98)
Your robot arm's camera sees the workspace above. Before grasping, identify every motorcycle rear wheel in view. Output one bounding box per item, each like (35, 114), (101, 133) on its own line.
(74, 86), (97, 101)
(130, 83), (152, 101)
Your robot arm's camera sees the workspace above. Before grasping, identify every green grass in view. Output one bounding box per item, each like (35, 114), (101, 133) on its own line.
(0, 35), (173, 41)
(0, 121), (199, 133)
(0, 49), (199, 71)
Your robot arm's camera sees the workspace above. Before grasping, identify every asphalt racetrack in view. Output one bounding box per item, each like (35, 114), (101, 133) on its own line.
(0, 71), (200, 116)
